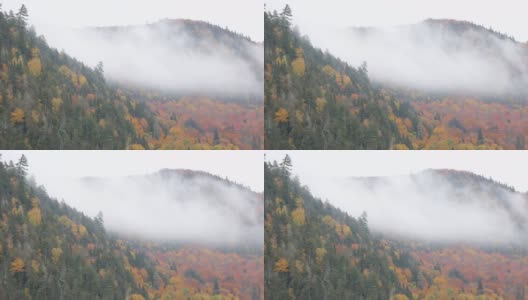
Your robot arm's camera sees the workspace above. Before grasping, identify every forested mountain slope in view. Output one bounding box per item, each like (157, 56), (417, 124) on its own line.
(0, 5), (157, 149)
(326, 17), (528, 149)
(83, 19), (264, 149)
(344, 169), (528, 298)
(265, 157), (528, 299)
(0, 155), (155, 299)
(0, 155), (264, 300)
(0, 5), (263, 150)
(375, 19), (528, 150)
(264, 8), (422, 149)
(264, 158), (418, 299)
(265, 6), (528, 150)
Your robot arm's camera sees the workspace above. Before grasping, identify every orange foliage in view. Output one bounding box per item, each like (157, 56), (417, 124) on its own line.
(148, 247), (263, 300)
(413, 98), (528, 149)
(409, 245), (528, 299)
(274, 108), (289, 123)
(10, 108), (24, 124)
(10, 258), (24, 273)
(147, 98), (263, 150)
(274, 258), (289, 273)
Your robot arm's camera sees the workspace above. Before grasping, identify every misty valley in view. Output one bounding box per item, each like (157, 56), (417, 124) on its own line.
(265, 6), (528, 150)
(0, 4), (263, 150)
(0, 155), (263, 299)
(265, 156), (528, 300)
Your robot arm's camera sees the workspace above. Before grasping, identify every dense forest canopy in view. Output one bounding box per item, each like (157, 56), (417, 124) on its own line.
(265, 155), (528, 299)
(265, 156), (420, 299)
(265, 7), (420, 150)
(0, 154), (263, 299)
(265, 5), (528, 150)
(0, 3), (263, 150)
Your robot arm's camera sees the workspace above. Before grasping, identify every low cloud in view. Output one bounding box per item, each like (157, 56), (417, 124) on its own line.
(304, 170), (528, 246)
(41, 170), (263, 248)
(303, 20), (528, 95)
(39, 20), (263, 98)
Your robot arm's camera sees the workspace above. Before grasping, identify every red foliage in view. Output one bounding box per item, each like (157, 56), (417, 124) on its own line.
(149, 247), (264, 299)
(413, 98), (528, 149)
(413, 246), (528, 298)
(148, 97), (263, 150)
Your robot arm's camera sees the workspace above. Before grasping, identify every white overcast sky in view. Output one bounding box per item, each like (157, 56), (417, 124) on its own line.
(267, 0), (528, 42)
(1, 151), (264, 192)
(2, 0), (263, 41)
(266, 151), (528, 192)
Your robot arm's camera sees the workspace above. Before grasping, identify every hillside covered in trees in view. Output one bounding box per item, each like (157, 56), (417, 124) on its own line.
(0, 4), (262, 149)
(0, 155), (263, 299)
(265, 156), (528, 299)
(265, 7), (421, 149)
(342, 19), (528, 150)
(265, 157), (419, 299)
(265, 5), (528, 149)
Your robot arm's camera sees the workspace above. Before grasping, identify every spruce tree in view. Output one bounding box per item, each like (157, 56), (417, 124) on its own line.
(16, 4), (28, 26)
(16, 154), (28, 177)
(477, 128), (484, 145)
(280, 154), (292, 175)
(280, 4), (292, 26)
(95, 61), (105, 81)
(213, 128), (220, 145)
(213, 278), (220, 295)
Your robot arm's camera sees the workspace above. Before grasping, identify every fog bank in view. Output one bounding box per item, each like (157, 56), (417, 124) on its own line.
(42, 170), (263, 248)
(304, 21), (528, 95)
(305, 170), (528, 246)
(40, 20), (263, 97)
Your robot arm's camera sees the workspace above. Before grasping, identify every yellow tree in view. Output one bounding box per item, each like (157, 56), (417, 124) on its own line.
(274, 108), (289, 123)
(10, 258), (24, 273)
(291, 48), (306, 77)
(335, 223), (352, 239)
(28, 207), (41, 226)
(51, 97), (63, 113)
(291, 208), (305, 226)
(315, 248), (327, 264)
(27, 48), (42, 77)
(10, 108), (25, 124)
(291, 58), (305, 77)
(274, 258), (289, 273)
(51, 248), (62, 264)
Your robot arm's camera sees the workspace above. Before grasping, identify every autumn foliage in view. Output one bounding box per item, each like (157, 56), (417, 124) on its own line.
(0, 156), (263, 299)
(0, 5), (263, 150)
(411, 97), (528, 149)
(265, 6), (528, 150)
(145, 97), (263, 150)
(265, 157), (528, 299)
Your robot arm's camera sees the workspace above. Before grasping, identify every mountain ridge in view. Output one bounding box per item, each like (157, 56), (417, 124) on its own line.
(0, 5), (263, 149)
(0, 155), (264, 299)
(265, 157), (528, 299)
